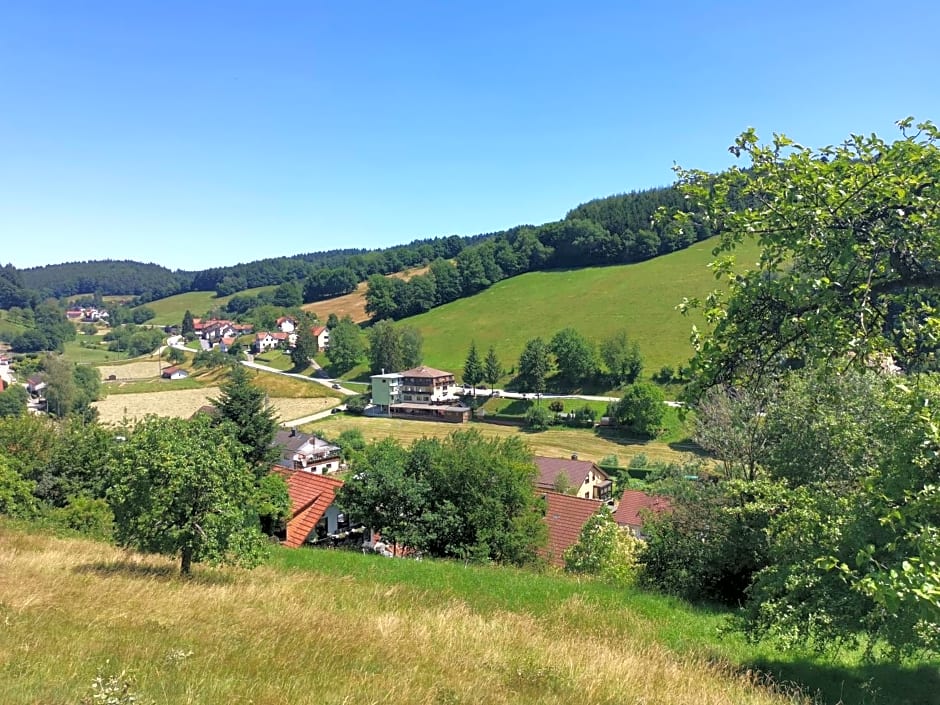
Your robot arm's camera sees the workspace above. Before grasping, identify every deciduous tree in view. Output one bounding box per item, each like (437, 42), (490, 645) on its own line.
(326, 316), (364, 374)
(107, 415), (268, 575)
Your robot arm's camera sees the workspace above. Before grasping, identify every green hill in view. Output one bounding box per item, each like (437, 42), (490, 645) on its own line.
(408, 236), (762, 380)
(144, 286), (275, 326)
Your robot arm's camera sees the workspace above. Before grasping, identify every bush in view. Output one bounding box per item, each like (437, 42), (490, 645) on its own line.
(345, 394), (368, 414)
(564, 404), (597, 428)
(53, 496), (114, 540)
(524, 404), (554, 431)
(564, 505), (645, 586)
(607, 383), (665, 437)
(548, 400), (564, 413)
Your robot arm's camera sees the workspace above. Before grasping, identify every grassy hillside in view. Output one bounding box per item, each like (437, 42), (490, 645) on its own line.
(0, 527), (813, 705)
(144, 285), (275, 326)
(406, 237), (762, 380)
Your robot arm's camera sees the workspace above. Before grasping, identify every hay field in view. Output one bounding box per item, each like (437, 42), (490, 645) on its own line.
(93, 387), (336, 425)
(306, 416), (698, 466)
(97, 359), (164, 380)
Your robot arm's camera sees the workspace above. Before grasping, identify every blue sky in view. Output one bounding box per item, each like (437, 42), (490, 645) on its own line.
(3, 1), (938, 271)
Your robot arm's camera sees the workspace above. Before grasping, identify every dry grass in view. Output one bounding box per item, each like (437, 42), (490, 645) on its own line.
(97, 358), (165, 381)
(302, 265), (431, 323)
(306, 416), (698, 466)
(0, 530), (803, 705)
(93, 387), (336, 425)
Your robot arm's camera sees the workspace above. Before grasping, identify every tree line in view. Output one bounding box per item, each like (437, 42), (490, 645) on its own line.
(364, 187), (712, 321)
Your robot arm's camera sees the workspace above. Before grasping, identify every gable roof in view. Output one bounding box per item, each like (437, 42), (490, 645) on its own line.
(274, 468), (345, 548)
(613, 490), (672, 530)
(311, 325), (327, 336)
(540, 491), (603, 566)
(399, 365), (453, 379)
(533, 456), (608, 491)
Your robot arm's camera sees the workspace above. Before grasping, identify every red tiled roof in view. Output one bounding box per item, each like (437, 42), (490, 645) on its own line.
(272, 332), (289, 340)
(274, 468), (345, 548)
(221, 336), (235, 345)
(540, 491), (603, 567)
(311, 325), (327, 336)
(399, 365), (453, 379)
(255, 332), (271, 340)
(613, 490), (672, 530)
(533, 456), (608, 491)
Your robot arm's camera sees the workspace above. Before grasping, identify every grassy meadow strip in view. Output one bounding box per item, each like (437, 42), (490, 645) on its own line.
(0, 527), (808, 705)
(305, 415), (702, 466)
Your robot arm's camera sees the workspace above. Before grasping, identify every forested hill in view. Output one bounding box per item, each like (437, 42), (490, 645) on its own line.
(12, 185), (703, 304)
(20, 260), (189, 300)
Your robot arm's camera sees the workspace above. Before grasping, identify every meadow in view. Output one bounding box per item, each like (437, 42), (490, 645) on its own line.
(2, 527), (935, 705)
(142, 285), (275, 326)
(402, 237), (762, 380)
(306, 414), (699, 466)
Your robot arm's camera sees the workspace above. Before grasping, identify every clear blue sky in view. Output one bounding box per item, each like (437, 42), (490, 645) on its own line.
(3, 1), (938, 271)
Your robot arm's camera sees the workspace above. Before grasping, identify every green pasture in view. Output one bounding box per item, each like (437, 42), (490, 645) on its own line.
(143, 285), (275, 326)
(404, 237), (761, 382)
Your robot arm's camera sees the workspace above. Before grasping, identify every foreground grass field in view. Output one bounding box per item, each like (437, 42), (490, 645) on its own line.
(3, 528), (935, 705)
(405, 237), (762, 380)
(306, 415), (699, 466)
(0, 529), (800, 705)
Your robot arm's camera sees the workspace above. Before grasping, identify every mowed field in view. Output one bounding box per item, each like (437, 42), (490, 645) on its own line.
(405, 237), (762, 379)
(306, 415), (699, 466)
(93, 386), (336, 425)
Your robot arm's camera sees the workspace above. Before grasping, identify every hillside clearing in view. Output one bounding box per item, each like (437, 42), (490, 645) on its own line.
(0, 529), (807, 705)
(305, 415), (699, 466)
(302, 265), (433, 323)
(143, 286), (275, 326)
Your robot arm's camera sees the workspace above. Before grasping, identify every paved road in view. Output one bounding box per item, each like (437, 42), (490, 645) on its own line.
(461, 387), (684, 407)
(240, 359), (359, 396)
(282, 404), (347, 427)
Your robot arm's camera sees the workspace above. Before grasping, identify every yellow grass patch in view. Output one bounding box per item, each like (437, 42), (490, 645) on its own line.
(0, 530), (802, 705)
(93, 387), (336, 425)
(305, 416), (697, 466)
(97, 358), (165, 380)
(302, 265), (431, 322)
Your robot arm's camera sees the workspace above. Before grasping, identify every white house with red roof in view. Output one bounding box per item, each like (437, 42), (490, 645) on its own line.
(533, 455), (612, 501)
(311, 325), (330, 351)
(276, 316), (296, 334)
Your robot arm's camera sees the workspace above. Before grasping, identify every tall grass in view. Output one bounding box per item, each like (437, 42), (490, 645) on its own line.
(0, 527), (808, 705)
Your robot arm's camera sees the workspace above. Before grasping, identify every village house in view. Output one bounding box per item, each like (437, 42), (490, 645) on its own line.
(613, 490), (672, 538)
(276, 316), (296, 334)
(311, 325), (330, 351)
(26, 375), (47, 396)
(272, 428), (343, 474)
(274, 468), (350, 547)
(201, 319), (236, 342)
(161, 366), (189, 380)
(540, 490), (604, 567)
(534, 455), (612, 501)
(370, 366), (470, 422)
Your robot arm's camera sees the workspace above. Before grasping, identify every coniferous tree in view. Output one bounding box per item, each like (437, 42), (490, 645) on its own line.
(462, 341), (483, 395)
(211, 365), (279, 475)
(483, 346), (503, 389)
(181, 310), (195, 337)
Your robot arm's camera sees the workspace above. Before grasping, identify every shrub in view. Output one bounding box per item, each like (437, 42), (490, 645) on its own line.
(524, 404), (553, 431)
(564, 505), (644, 585)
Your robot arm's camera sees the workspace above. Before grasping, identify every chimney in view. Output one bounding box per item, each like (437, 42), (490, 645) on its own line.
(571, 453), (578, 460)
(290, 428), (297, 437)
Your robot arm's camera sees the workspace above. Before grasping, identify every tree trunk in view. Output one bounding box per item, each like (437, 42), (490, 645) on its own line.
(180, 546), (193, 576)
